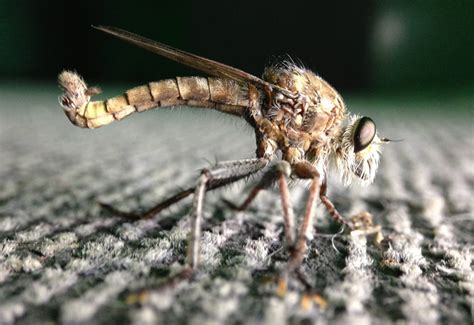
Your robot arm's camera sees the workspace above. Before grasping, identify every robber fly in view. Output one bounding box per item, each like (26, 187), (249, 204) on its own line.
(58, 26), (393, 289)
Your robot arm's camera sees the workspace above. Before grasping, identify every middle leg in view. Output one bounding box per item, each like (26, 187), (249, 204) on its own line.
(224, 161), (296, 245)
(276, 161), (320, 295)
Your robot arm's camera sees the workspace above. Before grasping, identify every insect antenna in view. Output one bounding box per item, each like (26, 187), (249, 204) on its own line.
(381, 138), (404, 143)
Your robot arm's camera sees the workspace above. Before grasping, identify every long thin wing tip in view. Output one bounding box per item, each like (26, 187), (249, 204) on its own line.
(92, 25), (115, 32)
(87, 25), (279, 93)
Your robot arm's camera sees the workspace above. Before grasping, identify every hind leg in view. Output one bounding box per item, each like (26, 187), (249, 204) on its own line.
(100, 158), (268, 220)
(122, 159), (270, 302)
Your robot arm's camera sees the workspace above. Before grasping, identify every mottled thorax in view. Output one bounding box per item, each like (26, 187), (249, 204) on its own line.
(255, 61), (346, 166)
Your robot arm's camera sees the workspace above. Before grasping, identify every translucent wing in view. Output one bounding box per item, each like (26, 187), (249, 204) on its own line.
(94, 26), (289, 94)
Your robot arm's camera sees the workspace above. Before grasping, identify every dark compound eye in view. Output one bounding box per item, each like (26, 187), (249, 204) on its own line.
(353, 117), (376, 153)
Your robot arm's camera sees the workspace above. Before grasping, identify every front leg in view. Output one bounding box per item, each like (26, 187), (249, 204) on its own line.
(275, 161), (320, 296)
(319, 181), (351, 228)
(288, 162), (321, 271)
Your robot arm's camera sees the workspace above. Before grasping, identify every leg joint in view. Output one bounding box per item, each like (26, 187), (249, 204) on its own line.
(273, 160), (292, 177)
(292, 161), (320, 180)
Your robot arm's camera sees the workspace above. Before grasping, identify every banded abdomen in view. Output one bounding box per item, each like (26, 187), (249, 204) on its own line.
(58, 71), (262, 129)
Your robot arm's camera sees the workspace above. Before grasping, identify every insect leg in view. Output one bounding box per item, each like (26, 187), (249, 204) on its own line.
(319, 181), (350, 227)
(99, 188), (194, 220)
(276, 161), (320, 295)
(277, 162), (296, 245)
(187, 172), (207, 269)
(118, 158), (270, 296)
(184, 158), (270, 271)
(288, 162), (320, 271)
(224, 161), (296, 245)
(101, 158), (268, 220)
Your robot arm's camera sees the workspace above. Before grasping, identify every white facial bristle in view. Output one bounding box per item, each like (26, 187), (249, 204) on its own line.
(333, 114), (381, 186)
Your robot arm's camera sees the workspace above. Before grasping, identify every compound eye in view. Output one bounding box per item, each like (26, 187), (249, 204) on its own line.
(353, 117), (376, 153)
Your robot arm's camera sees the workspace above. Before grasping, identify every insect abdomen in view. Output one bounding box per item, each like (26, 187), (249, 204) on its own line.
(59, 71), (260, 129)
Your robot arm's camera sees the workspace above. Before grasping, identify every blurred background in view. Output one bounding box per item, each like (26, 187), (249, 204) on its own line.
(0, 0), (473, 96)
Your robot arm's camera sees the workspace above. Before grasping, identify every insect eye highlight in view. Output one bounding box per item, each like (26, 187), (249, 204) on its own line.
(353, 117), (376, 153)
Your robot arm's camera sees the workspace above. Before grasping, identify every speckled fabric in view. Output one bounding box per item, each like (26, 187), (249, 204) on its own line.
(0, 86), (472, 324)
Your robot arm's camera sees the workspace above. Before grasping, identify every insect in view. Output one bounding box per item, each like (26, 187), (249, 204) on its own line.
(58, 26), (393, 290)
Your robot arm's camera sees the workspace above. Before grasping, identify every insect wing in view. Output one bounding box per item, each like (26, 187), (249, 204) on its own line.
(94, 26), (284, 93)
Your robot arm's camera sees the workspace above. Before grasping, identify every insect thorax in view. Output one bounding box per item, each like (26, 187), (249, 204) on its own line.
(254, 62), (346, 166)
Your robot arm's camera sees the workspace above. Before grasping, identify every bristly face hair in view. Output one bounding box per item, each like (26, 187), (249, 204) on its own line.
(262, 59), (385, 186)
(333, 115), (382, 186)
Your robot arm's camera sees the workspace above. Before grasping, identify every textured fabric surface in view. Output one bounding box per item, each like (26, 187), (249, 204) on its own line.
(0, 86), (472, 324)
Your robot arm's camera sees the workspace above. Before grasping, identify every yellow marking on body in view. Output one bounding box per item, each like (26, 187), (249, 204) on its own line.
(126, 85), (152, 104)
(106, 95), (129, 113)
(356, 142), (378, 159)
(87, 114), (115, 128)
(77, 103), (87, 116)
(84, 101), (108, 119)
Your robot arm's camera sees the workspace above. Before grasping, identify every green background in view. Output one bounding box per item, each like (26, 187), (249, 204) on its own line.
(1, 0), (473, 94)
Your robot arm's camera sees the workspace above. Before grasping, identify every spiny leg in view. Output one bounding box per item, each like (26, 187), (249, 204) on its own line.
(224, 161), (296, 245)
(319, 181), (351, 228)
(100, 158), (268, 220)
(123, 158), (270, 297)
(100, 188), (194, 220)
